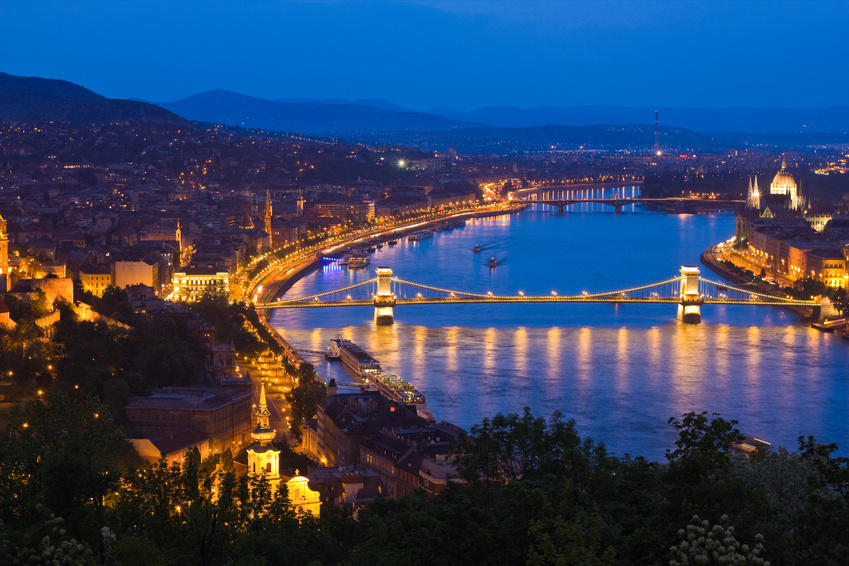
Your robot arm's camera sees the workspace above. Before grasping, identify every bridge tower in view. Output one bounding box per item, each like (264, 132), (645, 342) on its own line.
(374, 267), (396, 325)
(677, 265), (703, 323)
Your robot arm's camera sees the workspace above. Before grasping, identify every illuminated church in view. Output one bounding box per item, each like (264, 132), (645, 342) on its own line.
(245, 384), (320, 515)
(247, 384), (281, 490)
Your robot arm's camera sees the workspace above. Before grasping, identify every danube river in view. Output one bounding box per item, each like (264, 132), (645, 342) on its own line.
(269, 192), (849, 460)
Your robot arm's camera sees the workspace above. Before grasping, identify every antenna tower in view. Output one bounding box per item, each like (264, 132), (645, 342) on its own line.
(654, 110), (660, 155)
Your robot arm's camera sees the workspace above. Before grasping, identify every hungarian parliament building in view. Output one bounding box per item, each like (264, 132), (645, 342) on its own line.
(735, 158), (848, 288)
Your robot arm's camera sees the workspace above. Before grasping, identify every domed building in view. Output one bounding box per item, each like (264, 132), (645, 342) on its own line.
(768, 157), (802, 211)
(743, 156), (804, 218)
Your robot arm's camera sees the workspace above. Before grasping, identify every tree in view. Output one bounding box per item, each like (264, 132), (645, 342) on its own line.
(668, 515), (770, 566)
(285, 365), (326, 435)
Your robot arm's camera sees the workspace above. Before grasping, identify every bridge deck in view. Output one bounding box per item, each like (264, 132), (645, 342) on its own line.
(258, 297), (817, 309)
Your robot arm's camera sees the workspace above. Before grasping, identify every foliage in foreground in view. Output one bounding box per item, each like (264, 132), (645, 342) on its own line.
(2, 398), (849, 566)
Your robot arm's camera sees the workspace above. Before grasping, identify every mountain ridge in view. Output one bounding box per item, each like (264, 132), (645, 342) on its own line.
(0, 72), (186, 125)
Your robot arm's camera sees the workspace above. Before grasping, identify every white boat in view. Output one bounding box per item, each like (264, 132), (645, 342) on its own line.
(408, 229), (433, 241)
(348, 256), (370, 269)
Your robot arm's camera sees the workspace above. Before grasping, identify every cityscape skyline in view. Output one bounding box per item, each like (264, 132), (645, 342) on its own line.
(2, 0), (847, 111)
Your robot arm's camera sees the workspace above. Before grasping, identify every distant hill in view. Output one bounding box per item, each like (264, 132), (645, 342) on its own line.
(344, 123), (718, 154)
(0, 72), (185, 124)
(158, 90), (475, 136)
(273, 97), (412, 112)
(429, 105), (849, 134)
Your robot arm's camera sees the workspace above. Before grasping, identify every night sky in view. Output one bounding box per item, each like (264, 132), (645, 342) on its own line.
(2, 0), (846, 110)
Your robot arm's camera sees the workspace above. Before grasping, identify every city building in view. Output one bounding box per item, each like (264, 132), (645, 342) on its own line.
(172, 265), (230, 301)
(125, 387), (252, 455)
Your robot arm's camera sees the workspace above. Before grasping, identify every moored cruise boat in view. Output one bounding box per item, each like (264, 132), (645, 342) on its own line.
(368, 372), (427, 411)
(408, 229), (433, 241)
(348, 256), (370, 269)
(452, 219), (466, 228)
(330, 338), (381, 376)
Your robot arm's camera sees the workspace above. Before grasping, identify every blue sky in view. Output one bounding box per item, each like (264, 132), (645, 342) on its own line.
(2, 0), (846, 110)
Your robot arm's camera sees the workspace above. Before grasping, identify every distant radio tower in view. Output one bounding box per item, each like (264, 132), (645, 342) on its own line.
(654, 110), (660, 155)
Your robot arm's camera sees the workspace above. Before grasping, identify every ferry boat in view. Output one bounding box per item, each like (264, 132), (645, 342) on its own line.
(369, 372), (427, 410)
(489, 257), (498, 268)
(408, 229), (433, 241)
(473, 244), (482, 253)
(348, 256), (370, 269)
(811, 318), (846, 332)
(329, 338), (381, 376)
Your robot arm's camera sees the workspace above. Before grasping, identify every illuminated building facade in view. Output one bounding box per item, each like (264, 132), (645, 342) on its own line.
(172, 265), (230, 301)
(247, 384), (281, 490)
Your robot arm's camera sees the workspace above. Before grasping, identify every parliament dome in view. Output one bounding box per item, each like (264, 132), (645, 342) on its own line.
(770, 158), (797, 194)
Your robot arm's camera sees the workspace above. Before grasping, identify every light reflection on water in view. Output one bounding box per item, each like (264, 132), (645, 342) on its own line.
(272, 196), (849, 459)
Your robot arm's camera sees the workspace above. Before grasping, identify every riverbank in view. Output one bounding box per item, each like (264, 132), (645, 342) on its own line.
(255, 202), (528, 305)
(700, 243), (815, 320)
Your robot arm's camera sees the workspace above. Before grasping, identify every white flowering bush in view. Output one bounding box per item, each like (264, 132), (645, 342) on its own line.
(12, 514), (95, 566)
(669, 515), (770, 566)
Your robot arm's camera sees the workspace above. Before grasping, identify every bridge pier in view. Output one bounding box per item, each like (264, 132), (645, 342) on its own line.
(677, 265), (702, 323)
(556, 202), (565, 215)
(374, 267), (396, 325)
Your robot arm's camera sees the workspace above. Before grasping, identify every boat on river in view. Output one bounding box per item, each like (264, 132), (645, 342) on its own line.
(368, 372), (427, 410)
(329, 338), (380, 376)
(473, 244), (482, 253)
(409, 230), (433, 241)
(812, 318), (846, 332)
(489, 257), (498, 268)
(348, 256), (370, 269)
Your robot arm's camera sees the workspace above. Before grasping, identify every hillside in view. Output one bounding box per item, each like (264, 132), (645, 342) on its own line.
(0, 72), (186, 124)
(158, 90), (475, 136)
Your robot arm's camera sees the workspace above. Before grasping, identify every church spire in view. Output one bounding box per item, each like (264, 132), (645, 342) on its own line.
(257, 383), (270, 430)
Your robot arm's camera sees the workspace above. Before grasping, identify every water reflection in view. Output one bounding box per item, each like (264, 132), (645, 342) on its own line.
(272, 207), (849, 458)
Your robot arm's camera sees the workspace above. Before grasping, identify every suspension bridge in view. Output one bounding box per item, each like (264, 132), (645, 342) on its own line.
(254, 266), (822, 325)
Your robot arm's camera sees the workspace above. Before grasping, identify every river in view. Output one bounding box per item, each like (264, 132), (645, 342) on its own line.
(269, 189), (849, 460)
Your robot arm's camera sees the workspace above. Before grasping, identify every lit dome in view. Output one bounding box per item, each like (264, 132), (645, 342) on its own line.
(770, 158), (797, 194)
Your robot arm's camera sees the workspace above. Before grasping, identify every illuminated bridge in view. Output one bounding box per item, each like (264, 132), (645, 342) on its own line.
(255, 266), (821, 325)
(523, 191), (743, 214)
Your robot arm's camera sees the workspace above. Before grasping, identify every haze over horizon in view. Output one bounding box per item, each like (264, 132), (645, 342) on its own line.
(2, 0), (846, 112)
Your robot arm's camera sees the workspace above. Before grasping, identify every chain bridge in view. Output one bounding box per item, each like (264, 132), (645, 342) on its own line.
(254, 266), (821, 325)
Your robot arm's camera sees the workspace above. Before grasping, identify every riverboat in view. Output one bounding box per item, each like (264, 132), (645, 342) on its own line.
(329, 338), (381, 376)
(452, 220), (466, 228)
(408, 230), (433, 241)
(348, 256), (370, 269)
(388, 239), (398, 246)
(489, 257), (498, 268)
(368, 372), (427, 410)
(473, 244), (482, 253)
(811, 318), (846, 332)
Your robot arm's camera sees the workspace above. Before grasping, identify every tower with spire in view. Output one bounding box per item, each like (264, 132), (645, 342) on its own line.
(746, 176), (761, 210)
(246, 383), (281, 489)
(296, 191), (305, 216)
(264, 189), (273, 250)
